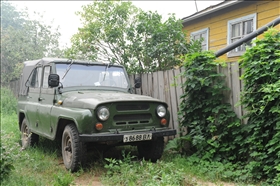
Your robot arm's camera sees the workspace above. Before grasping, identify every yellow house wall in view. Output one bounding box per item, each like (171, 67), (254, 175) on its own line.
(183, 0), (280, 62)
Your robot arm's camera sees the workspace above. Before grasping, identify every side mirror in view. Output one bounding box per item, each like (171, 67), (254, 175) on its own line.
(48, 74), (60, 88)
(134, 76), (141, 88)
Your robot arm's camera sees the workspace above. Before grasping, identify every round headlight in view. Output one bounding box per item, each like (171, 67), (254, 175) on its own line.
(97, 107), (110, 121)
(157, 105), (166, 117)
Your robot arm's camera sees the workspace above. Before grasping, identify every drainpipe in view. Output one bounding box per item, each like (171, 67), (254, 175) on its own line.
(215, 17), (280, 58)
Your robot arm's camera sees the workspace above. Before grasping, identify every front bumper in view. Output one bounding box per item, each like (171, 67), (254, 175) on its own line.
(79, 129), (176, 142)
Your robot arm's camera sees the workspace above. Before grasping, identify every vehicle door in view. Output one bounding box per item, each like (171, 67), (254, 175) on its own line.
(37, 65), (55, 137)
(25, 66), (42, 132)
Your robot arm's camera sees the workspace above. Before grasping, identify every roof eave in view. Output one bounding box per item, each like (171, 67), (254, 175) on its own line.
(182, 0), (244, 24)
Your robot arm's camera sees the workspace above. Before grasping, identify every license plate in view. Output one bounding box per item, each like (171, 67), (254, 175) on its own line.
(123, 133), (152, 143)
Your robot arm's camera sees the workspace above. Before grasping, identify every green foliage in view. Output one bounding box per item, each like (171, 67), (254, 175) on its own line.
(167, 155), (255, 184)
(0, 90), (17, 181)
(0, 143), (15, 182)
(0, 113), (78, 186)
(1, 2), (63, 84)
(103, 150), (184, 185)
(0, 87), (17, 115)
(53, 172), (74, 186)
(65, 0), (201, 74)
(178, 51), (242, 161)
(239, 28), (280, 183)
(171, 28), (280, 184)
(273, 164), (280, 185)
(164, 135), (191, 154)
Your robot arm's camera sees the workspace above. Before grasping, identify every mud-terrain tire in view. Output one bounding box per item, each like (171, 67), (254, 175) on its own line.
(137, 136), (164, 162)
(62, 123), (86, 172)
(21, 118), (39, 149)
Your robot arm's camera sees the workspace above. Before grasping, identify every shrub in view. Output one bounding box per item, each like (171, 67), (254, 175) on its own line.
(240, 28), (280, 182)
(0, 143), (15, 182)
(178, 51), (242, 162)
(1, 87), (17, 115)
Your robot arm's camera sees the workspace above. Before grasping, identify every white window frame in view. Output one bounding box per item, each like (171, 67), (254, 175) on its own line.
(191, 28), (209, 51)
(227, 13), (257, 57)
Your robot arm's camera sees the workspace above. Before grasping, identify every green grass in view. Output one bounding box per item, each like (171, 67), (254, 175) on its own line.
(1, 113), (260, 186)
(1, 114), (74, 186)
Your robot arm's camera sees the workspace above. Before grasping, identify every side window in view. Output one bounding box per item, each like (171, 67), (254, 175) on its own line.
(42, 66), (51, 88)
(191, 28), (209, 51)
(30, 67), (42, 88)
(227, 13), (256, 57)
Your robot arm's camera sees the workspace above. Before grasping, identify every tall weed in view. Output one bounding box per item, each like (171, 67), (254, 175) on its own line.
(1, 87), (17, 115)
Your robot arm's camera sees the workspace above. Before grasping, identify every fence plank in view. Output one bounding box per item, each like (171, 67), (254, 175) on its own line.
(231, 62), (242, 119)
(153, 72), (159, 100)
(163, 71), (173, 131)
(157, 71), (165, 102)
(168, 70), (180, 137)
(142, 73), (148, 96)
(240, 68), (248, 124)
(174, 69), (183, 108)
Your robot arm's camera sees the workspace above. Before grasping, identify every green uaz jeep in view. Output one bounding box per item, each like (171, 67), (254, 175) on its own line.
(17, 58), (176, 172)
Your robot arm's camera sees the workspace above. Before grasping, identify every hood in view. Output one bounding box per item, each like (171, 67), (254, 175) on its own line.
(61, 90), (164, 109)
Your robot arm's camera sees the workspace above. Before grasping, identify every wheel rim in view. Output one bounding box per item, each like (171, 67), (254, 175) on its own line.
(63, 134), (73, 164)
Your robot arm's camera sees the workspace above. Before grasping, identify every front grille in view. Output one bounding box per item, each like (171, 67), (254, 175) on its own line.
(116, 104), (149, 111)
(114, 114), (151, 125)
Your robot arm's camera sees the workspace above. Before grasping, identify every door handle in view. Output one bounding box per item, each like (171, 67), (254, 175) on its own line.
(38, 97), (45, 101)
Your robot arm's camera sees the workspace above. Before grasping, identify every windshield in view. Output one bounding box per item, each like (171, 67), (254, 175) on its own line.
(55, 63), (129, 89)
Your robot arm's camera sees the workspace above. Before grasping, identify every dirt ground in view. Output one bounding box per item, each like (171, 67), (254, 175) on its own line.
(73, 175), (236, 186)
(72, 146), (237, 186)
(74, 175), (103, 186)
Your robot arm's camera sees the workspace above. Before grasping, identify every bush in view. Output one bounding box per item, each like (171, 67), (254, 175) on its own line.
(1, 87), (17, 115)
(178, 51), (242, 162)
(240, 28), (280, 183)
(171, 28), (280, 184)
(0, 143), (15, 182)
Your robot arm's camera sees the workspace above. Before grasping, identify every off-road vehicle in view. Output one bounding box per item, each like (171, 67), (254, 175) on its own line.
(17, 58), (176, 172)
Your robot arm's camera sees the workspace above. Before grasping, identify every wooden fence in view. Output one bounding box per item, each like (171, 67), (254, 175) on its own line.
(5, 62), (245, 135)
(129, 62), (246, 135)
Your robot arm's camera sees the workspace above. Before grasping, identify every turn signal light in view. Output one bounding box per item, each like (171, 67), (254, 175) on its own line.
(160, 118), (167, 126)
(95, 123), (103, 131)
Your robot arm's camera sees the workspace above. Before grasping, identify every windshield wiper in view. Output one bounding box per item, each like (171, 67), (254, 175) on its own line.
(62, 59), (74, 80)
(103, 62), (110, 81)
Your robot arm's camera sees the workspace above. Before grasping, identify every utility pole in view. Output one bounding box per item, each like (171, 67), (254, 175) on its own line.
(194, 0), (198, 12)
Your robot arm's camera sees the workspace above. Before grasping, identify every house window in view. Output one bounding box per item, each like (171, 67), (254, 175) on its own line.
(227, 13), (257, 57)
(191, 28), (209, 51)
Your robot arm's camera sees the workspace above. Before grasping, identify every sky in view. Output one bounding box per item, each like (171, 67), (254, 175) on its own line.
(10, 1), (223, 48)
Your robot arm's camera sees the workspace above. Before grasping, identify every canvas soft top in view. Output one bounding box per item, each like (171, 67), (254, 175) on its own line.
(18, 58), (123, 96)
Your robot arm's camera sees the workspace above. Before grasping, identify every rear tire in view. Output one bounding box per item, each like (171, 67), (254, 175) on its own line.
(21, 118), (39, 149)
(62, 123), (86, 172)
(137, 137), (164, 162)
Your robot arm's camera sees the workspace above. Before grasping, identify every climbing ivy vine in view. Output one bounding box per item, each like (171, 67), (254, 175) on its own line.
(166, 28), (280, 184)
(240, 28), (280, 183)
(178, 51), (242, 162)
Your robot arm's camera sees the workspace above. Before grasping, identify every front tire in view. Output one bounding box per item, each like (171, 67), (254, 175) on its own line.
(137, 137), (164, 162)
(21, 118), (39, 149)
(62, 124), (86, 172)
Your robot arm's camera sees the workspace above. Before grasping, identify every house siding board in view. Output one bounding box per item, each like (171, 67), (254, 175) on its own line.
(183, 0), (279, 62)
(258, 8), (280, 21)
(256, 0), (279, 12)
(258, 16), (280, 33)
